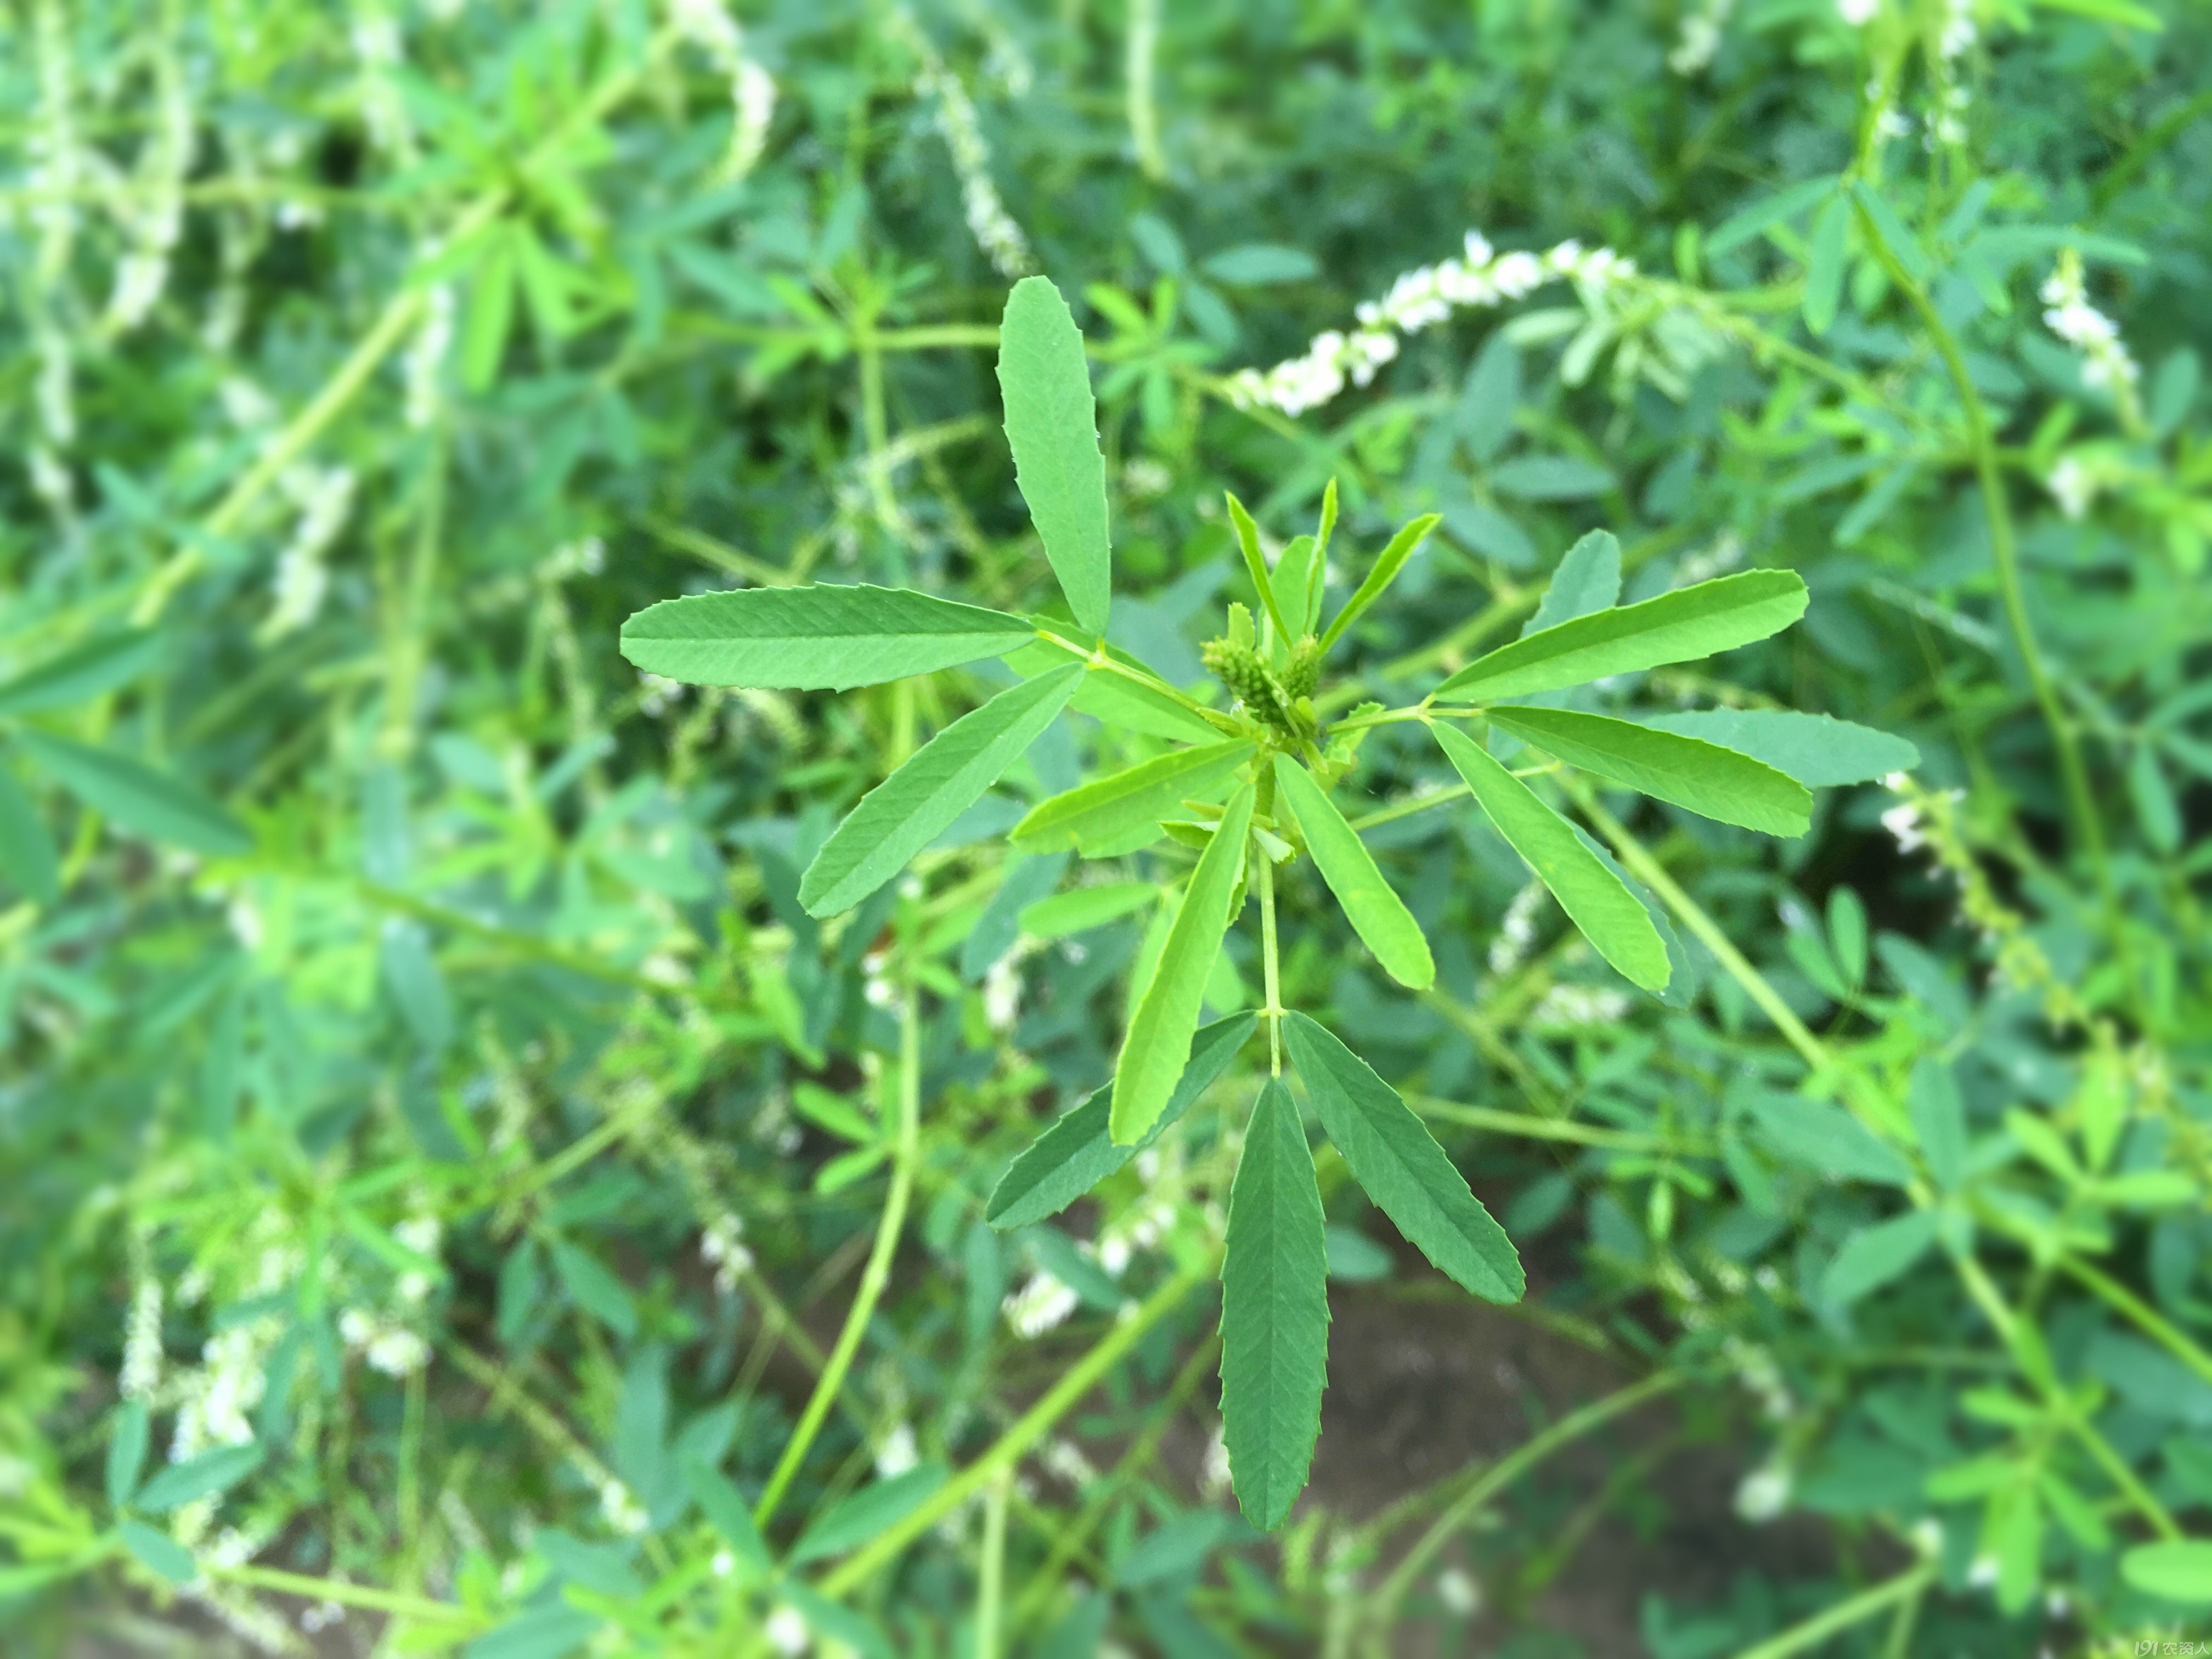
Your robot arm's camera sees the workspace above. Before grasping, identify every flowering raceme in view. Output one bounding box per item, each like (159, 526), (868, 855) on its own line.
(1228, 233), (1634, 415)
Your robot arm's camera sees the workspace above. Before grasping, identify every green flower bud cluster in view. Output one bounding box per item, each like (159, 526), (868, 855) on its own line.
(1202, 628), (1320, 744)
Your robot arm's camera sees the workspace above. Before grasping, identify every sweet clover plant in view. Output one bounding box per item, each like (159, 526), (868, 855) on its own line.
(7, 2), (2212, 1652)
(622, 274), (1909, 1528)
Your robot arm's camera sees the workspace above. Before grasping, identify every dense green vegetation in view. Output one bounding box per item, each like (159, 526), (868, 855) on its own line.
(2, 1), (2208, 1654)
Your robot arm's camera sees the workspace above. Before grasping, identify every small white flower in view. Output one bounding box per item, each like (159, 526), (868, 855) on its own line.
(1199, 1426), (1231, 1497)
(1001, 1272), (1079, 1340)
(765, 1603), (810, 1655)
(2040, 250), (2138, 397)
(365, 1327), (429, 1376)
(1436, 1566), (1482, 1615)
(404, 285), (455, 427)
(121, 1275), (165, 1401)
(1881, 801), (1926, 855)
(874, 1423), (919, 1478)
(599, 1478), (649, 1536)
(1836, 0), (1879, 22)
(983, 953), (1023, 1030)
(2045, 455), (2096, 520)
(1043, 1438), (1098, 1487)
(1530, 984), (1630, 1030)
(1489, 882), (1547, 975)
(1735, 1464), (1792, 1521)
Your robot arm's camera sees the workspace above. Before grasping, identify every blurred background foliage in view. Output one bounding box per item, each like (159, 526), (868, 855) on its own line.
(0, 0), (2208, 1654)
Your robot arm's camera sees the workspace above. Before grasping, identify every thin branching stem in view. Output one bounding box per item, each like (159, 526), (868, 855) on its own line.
(752, 972), (924, 1530)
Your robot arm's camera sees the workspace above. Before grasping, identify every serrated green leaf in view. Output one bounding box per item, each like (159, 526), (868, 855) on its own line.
(1318, 515), (1441, 652)
(1524, 530), (1621, 636)
(118, 1520), (198, 1585)
(1431, 723), (1669, 992)
(1820, 1210), (1939, 1306)
(1638, 709), (1917, 787)
(0, 629), (161, 716)
(1020, 881), (1157, 938)
(2121, 1539), (2212, 1605)
(106, 1400), (148, 1511)
(1436, 569), (1807, 701)
(1110, 784), (1254, 1144)
(801, 664), (1084, 917)
(1283, 1012), (1523, 1304)
(1271, 756), (1433, 989)
(1012, 741), (1254, 855)
(997, 277), (1112, 634)
(619, 584), (1036, 690)
(19, 732), (251, 857)
(789, 1465), (947, 1564)
(986, 1013), (1254, 1229)
(133, 1442), (262, 1513)
(0, 763), (60, 905)
(1485, 707), (1812, 837)
(1220, 1078), (1329, 1532)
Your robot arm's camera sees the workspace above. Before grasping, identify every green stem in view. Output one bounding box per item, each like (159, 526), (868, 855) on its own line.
(1032, 627), (1239, 731)
(1570, 787), (1827, 1072)
(1346, 782), (1470, 834)
(753, 977), (924, 1530)
(207, 1564), (475, 1625)
(975, 1469), (1011, 1659)
(1126, 0), (1165, 180)
(1362, 1368), (1686, 1630)
(1728, 1563), (1937, 1659)
(1260, 850), (1283, 1076)
(1409, 1093), (1708, 1155)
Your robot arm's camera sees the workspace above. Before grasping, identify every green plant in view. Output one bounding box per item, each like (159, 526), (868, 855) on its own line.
(620, 272), (1915, 1532)
(4, 1), (2210, 1652)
